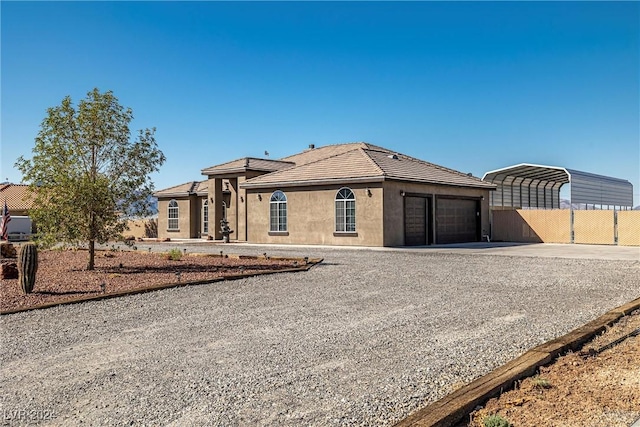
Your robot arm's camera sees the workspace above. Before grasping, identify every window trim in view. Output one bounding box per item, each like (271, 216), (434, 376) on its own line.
(335, 187), (356, 233)
(269, 190), (287, 232)
(202, 199), (209, 234)
(167, 199), (179, 231)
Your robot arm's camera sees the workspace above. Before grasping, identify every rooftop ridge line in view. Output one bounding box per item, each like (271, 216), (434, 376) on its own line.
(360, 149), (387, 176)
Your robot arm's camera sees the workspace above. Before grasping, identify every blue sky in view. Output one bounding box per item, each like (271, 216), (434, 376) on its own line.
(2, 1), (639, 204)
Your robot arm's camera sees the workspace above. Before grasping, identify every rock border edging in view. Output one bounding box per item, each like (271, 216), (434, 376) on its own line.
(394, 296), (640, 427)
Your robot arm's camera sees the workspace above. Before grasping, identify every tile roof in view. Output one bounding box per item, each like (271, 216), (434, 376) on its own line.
(365, 149), (494, 188)
(192, 181), (208, 195)
(241, 148), (386, 188)
(153, 181), (207, 197)
(280, 142), (393, 167)
(0, 184), (35, 211)
(201, 158), (294, 175)
(241, 143), (494, 189)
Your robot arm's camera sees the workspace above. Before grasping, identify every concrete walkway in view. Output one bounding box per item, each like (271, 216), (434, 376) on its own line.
(157, 240), (640, 261)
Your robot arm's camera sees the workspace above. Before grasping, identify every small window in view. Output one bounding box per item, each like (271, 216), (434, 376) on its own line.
(168, 199), (179, 230)
(269, 190), (287, 232)
(202, 200), (209, 234)
(335, 188), (356, 232)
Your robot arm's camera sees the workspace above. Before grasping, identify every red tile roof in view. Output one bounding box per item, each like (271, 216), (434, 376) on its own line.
(0, 184), (35, 211)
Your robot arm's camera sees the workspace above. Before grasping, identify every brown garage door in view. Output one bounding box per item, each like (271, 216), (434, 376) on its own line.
(436, 198), (479, 244)
(405, 196), (431, 246)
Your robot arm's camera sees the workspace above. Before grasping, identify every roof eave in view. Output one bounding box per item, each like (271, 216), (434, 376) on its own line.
(201, 166), (286, 176)
(153, 191), (193, 198)
(240, 176), (386, 189)
(386, 176), (496, 190)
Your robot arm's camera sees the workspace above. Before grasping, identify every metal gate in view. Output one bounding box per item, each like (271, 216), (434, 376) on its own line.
(436, 198), (479, 244)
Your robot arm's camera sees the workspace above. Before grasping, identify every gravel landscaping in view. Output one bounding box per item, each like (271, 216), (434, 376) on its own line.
(1, 243), (638, 426)
(0, 249), (299, 313)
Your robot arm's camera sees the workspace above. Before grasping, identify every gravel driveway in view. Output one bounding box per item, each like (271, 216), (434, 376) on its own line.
(1, 243), (638, 426)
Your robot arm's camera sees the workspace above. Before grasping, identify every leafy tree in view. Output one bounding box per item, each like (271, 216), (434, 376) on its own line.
(16, 88), (165, 270)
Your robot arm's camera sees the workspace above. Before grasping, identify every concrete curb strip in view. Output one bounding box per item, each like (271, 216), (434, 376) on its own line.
(394, 296), (640, 427)
(1, 253), (323, 315)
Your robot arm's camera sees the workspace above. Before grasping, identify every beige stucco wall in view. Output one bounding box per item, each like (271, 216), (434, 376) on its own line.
(195, 197), (207, 238)
(157, 197), (195, 239)
(246, 184), (384, 246)
(205, 173), (266, 241)
(492, 209), (571, 243)
(617, 211), (640, 246)
(573, 210), (615, 245)
(225, 178), (239, 240)
(382, 181), (491, 246)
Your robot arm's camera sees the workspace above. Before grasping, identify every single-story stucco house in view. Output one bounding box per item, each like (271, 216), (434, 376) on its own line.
(154, 142), (495, 246)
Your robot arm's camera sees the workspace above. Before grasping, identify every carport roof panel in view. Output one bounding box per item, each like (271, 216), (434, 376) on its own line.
(482, 163), (570, 184)
(483, 163), (634, 207)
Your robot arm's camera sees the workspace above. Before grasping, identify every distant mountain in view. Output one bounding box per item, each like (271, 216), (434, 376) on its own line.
(560, 199), (573, 209)
(119, 194), (158, 218)
(147, 195), (158, 213)
(561, 199), (639, 210)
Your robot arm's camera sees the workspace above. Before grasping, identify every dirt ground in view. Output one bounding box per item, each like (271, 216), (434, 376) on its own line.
(466, 310), (640, 427)
(0, 248), (298, 312)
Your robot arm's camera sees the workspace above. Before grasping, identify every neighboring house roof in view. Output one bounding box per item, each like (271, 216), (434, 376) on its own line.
(0, 184), (35, 212)
(201, 157), (294, 176)
(153, 181), (208, 198)
(241, 143), (494, 190)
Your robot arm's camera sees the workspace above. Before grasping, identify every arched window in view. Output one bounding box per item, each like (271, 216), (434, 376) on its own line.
(202, 200), (209, 234)
(168, 199), (179, 230)
(335, 188), (356, 232)
(269, 190), (287, 232)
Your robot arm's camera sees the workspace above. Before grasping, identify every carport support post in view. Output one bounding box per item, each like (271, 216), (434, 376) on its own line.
(570, 206), (575, 243)
(614, 209), (618, 245)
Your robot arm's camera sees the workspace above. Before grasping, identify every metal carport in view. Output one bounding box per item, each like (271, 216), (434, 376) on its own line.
(483, 163), (634, 210)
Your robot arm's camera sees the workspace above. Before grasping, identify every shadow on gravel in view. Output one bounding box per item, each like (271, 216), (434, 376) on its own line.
(394, 242), (537, 250)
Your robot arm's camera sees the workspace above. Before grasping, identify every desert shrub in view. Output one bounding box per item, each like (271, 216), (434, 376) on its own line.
(483, 414), (511, 427)
(165, 248), (182, 261)
(532, 377), (551, 390)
